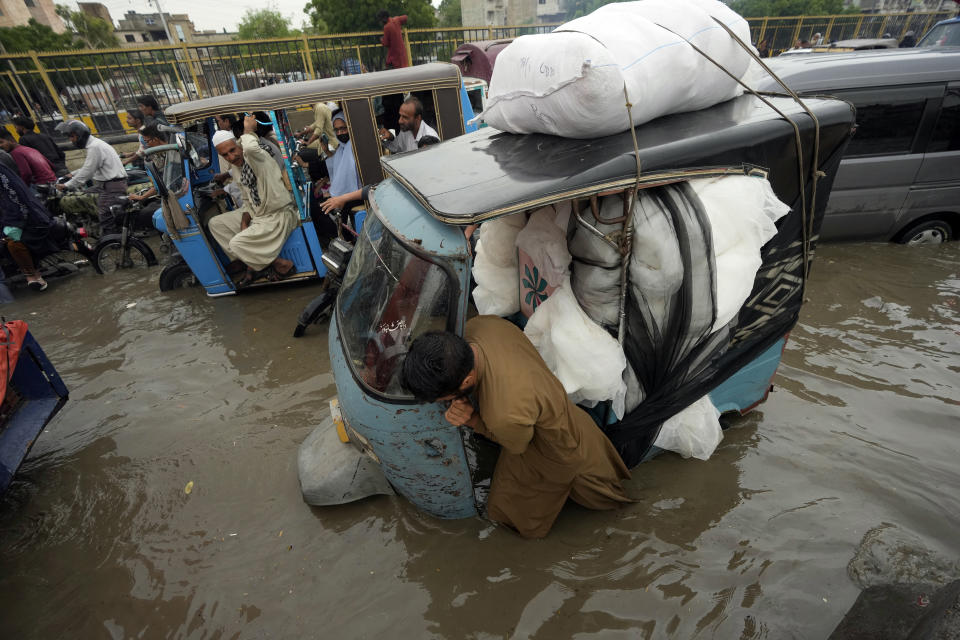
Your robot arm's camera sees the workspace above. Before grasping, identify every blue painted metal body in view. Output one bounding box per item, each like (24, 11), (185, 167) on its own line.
(328, 179), (791, 520)
(0, 330), (68, 493)
(330, 179), (478, 518)
(709, 337), (786, 415)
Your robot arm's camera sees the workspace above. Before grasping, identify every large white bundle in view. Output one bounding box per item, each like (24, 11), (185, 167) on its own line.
(524, 279), (628, 418)
(471, 214), (525, 316)
(689, 175), (790, 331)
(653, 395), (723, 460)
(481, 0), (756, 138)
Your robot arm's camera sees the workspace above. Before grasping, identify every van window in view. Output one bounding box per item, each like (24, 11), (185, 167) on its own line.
(846, 98), (925, 156)
(927, 90), (960, 154)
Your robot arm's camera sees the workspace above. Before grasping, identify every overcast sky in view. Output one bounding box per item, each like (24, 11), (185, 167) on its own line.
(63, 0), (443, 33)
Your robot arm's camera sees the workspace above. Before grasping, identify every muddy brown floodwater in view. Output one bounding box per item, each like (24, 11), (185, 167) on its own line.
(0, 241), (957, 639)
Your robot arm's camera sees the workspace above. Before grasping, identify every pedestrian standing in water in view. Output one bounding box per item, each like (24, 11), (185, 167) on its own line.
(401, 316), (633, 538)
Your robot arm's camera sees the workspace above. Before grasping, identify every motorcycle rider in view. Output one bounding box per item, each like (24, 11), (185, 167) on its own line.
(0, 162), (57, 291)
(55, 120), (127, 235)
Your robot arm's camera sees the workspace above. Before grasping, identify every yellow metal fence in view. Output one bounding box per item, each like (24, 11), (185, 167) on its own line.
(0, 11), (951, 137)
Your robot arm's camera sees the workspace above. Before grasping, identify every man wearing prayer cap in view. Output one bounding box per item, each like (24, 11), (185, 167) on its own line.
(208, 115), (299, 286)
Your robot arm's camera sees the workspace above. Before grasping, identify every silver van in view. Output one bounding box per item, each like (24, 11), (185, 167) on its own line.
(764, 49), (960, 243)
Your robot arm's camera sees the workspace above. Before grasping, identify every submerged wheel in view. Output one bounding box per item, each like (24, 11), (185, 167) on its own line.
(36, 248), (90, 276)
(898, 219), (953, 245)
(92, 240), (151, 274)
(158, 261), (199, 291)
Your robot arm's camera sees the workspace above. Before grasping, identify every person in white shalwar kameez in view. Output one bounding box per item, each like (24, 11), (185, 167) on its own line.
(209, 115), (299, 286)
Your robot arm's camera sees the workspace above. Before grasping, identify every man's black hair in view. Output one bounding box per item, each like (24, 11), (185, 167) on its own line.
(0, 129), (14, 141)
(141, 123), (164, 141)
(127, 108), (144, 124)
(376, 9), (390, 21)
(218, 113), (238, 126)
(401, 331), (475, 403)
(12, 116), (34, 130)
(417, 135), (439, 148)
(137, 95), (160, 110)
(403, 96), (424, 118)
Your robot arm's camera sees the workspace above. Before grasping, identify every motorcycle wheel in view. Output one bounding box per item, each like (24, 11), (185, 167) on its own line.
(36, 248), (91, 277)
(158, 260), (199, 291)
(93, 240), (152, 274)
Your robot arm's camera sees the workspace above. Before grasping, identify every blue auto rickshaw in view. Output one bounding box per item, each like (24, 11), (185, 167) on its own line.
(149, 63), (478, 296)
(299, 92), (857, 520)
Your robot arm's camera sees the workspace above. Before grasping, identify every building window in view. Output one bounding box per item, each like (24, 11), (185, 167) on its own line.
(24, 0), (35, 7)
(142, 33), (150, 41)
(145, 17), (155, 25)
(125, 34), (135, 42)
(175, 24), (185, 41)
(539, 0), (546, 3)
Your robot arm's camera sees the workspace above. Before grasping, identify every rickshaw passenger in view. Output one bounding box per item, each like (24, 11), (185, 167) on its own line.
(208, 116), (299, 286)
(321, 112), (360, 200)
(379, 97), (439, 154)
(401, 317), (633, 539)
(302, 102), (338, 155)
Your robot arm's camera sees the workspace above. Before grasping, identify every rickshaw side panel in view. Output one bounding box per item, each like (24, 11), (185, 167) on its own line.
(329, 316), (477, 519)
(708, 337), (787, 415)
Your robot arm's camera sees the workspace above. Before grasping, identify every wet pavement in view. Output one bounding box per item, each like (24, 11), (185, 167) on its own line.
(0, 241), (957, 639)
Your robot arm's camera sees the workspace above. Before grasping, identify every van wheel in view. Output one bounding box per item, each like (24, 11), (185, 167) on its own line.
(158, 261), (198, 291)
(898, 220), (952, 245)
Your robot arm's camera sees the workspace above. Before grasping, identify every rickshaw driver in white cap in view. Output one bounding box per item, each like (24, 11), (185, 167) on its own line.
(208, 114), (300, 286)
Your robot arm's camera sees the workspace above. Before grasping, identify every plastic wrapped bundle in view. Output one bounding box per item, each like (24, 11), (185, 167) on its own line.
(689, 175), (790, 330)
(570, 196), (625, 329)
(515, 204), (572, 317)
(653, 395), (722, 460)
(481, 0), (756, 138)
(471, 214), (525, 316)
(524, 279), (628, 418)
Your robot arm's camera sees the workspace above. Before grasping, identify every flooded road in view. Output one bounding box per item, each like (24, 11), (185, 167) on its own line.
(1, 242), (957, 639)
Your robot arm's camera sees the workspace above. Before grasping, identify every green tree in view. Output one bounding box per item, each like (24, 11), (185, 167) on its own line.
(237, 8), (293, 39)
(437, 0), (462, 28)
(55, 5), (118, 48)
(303, 0), (436, 34)
(0, 19), (77, 52)
(727, 0), (852, 17)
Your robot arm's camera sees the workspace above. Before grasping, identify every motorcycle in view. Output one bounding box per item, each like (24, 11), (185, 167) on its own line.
(90, 195), (159, 274)
(0, 185), (94, 288)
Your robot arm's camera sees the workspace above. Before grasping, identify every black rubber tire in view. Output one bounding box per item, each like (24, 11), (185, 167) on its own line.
(293, 289), (336, 337)
(897, 219), (953, 245)
(158, 260), (199, 291)
(92, 239), (154, 274)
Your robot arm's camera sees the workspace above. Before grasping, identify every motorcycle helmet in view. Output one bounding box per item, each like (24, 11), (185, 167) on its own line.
(55, 120), (91, 149)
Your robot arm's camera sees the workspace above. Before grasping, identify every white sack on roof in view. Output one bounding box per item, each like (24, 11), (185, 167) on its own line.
(481, 0), (757, 138)
(524, 278), (628, 418)
(653, 394), (722, 460)
(471, 214), (525, 316)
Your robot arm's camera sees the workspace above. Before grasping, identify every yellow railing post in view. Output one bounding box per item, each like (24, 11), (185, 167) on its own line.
(757, 18), (768, 45)
(403, 27), (414, 67)
(301, 34), (316, 79)
(790, 17), (803, 47)
(853, 15), (864, 38)
(825, 16), (836, 41)
(877, 15), (889, 38)
(182, 42), (203, 98)
(4, 70), (38, 123)
(28, 51), (68, 121)
(355, 45), (365, 71)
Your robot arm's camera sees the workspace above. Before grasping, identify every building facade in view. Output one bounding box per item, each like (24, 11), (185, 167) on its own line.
(115, 10), (233, 47)
(77, 2), (112, 26)
(461, 0), (569, 26)
(844, 0), (955, 11)
(0, 0), (65, 33)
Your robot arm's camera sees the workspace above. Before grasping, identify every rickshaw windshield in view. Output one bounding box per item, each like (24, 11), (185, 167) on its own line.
(159, 148), (189, 198)
(337, 215), (454, 400)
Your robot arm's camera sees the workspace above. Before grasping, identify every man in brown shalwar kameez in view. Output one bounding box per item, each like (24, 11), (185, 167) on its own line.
(401, 315), (632, 538)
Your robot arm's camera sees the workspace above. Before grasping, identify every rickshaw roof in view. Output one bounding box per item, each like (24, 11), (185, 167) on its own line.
(165, 62), (463, 124)
(380, 94), (855, 224)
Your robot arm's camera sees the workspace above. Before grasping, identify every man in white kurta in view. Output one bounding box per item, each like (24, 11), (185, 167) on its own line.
(209, 115), (299, 283)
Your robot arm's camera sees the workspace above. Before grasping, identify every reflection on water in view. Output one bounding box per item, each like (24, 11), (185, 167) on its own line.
(1, 242), (958, 638)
